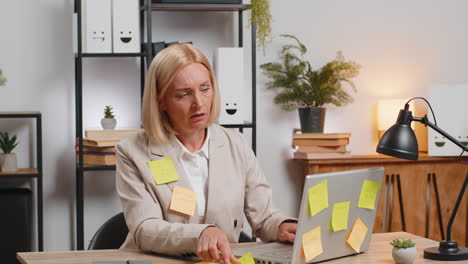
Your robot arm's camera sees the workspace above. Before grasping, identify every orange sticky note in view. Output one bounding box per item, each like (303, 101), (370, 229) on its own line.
(346, 217), (368, 252)
(358, 180), (381, 209)
(148, 157), (179, 185)
(331, 201), (350, 232)
(169, 185), (196, 216)
(302, 226), (323, 262)
(308, 180), (329, 216)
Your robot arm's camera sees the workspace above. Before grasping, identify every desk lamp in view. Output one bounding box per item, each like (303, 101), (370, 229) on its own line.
(376, 97), (468, 261)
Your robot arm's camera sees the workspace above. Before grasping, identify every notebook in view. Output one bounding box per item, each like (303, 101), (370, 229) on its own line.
(233, 167), (384, 264)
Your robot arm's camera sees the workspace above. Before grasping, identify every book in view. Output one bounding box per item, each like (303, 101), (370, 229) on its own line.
(85, 129), (139, 140)
(296, 145), (347, 153)
(294, 151), (352, 159)
(293, 138), (349, 147)
(82, 152), (116, 165)
(293, 132), (351, 140)
(82, 138), (120, 147)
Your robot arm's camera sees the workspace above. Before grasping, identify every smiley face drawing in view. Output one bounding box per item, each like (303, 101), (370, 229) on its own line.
(119, 31), (133, 44)
(91, 31), (105, 42)
(225, 102), (238, 115)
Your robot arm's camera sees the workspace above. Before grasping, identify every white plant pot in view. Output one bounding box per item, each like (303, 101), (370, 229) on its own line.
(0, 153), (18, 172)
(101, 118), (117, 130)
(392, 247), (416, 264)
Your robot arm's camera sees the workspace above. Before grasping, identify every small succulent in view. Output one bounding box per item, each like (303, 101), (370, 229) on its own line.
(0, 132), (19, 154)
(390, 238), (415, 248)
(104, 105), (115, 119)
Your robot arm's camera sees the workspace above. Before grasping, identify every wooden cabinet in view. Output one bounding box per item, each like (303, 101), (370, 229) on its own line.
(296, 154), (468, 246)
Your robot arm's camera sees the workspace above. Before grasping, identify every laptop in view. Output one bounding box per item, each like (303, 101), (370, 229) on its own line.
(234, 167), (384, 264)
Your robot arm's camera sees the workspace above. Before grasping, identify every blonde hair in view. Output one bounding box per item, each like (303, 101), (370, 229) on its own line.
(142, 44), (220, 144)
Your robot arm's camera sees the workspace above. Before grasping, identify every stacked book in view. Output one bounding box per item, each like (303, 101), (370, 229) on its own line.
(293, 132), (351, 159)
(76, 129), (140, 166)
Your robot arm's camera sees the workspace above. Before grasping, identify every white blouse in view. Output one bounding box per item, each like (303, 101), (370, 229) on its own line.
(170, 130), (210, 217)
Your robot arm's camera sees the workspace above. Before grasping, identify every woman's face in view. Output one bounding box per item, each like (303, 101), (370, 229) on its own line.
(161, 63), (213, 135)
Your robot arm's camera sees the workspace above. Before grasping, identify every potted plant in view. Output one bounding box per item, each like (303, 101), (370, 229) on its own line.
(0, 132), (19, 172)
(101, 105), (117, 130)
(0, 68), (7, 86)
(390, 238), (416, 264)
(260, 34), (361, 133)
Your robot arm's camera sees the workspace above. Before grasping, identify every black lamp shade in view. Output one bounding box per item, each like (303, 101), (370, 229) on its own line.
(376, 109), (419, 160)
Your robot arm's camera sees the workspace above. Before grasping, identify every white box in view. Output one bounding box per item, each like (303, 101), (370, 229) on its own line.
(82, 0), (112, 53)
(214, 48), (246, 125)
(427, 84), (468, 156)
(112, 0), (140, 53)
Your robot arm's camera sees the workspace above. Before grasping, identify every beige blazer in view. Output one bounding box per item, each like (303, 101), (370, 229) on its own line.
(116, 124), (291, 255)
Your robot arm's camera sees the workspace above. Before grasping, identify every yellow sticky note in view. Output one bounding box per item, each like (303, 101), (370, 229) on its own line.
(308, 180), (329, 216)
(302, 226), (323, 262)
(346, 217), (368, 252)
(358, 180), (381, 209)
(148, 157), (179, 185)
(238, 251), (255, 264)
(169, 185), (196, 216)
(331, 201), (350, 232)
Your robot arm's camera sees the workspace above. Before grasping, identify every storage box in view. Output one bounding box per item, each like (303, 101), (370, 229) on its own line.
(427, 84), (468, 156)
(112, 0), (140, 53)
(82, 0), (112, 53)
(214, 47), (246, 125)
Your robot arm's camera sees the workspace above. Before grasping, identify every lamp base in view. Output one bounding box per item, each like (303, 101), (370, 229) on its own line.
(424, 241), (468, 261)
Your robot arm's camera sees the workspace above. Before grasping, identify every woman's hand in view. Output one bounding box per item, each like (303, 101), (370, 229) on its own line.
(197, 226), (240, 264)
(277, 222), (297, 243)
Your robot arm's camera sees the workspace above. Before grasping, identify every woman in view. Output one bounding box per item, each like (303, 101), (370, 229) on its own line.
(116, 44), (297, 264)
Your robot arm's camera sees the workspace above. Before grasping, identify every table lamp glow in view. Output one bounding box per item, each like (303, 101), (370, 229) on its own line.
(376, 97), (468, 261)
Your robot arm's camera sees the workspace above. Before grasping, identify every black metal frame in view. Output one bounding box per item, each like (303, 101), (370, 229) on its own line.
(74, 0), (256, 250)
(0, 112), (43, 251)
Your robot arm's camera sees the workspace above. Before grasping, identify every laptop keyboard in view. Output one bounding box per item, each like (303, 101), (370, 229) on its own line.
(256, 247), (293, 264)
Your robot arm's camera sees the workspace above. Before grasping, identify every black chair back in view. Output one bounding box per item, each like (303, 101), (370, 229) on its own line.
(88, 212), (129, 250)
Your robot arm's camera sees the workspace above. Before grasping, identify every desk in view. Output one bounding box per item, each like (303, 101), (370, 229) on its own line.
(296, 154), (468, 246)
(17, 232), (464, 264)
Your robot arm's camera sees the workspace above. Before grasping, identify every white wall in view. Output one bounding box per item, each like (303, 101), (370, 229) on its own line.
(0, 0), (467, 251)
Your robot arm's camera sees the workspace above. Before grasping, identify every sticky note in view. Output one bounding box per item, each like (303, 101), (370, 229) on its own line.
(346, 217), (368, 252)
(148, 157), (179, 185)
(302, 226), (323, 262)
(358, 180), (381, 209)
(169, 185), (196, 216)
(237, 251), (255, 264)
(308, 180), (329, 216)
(331, 201), (350, 232)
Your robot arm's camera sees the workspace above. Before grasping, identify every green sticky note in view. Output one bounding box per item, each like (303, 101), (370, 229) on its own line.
(331, 201), (350, 232)
(308, 180), (329, 216)
(147, 157), (179, 185)
(358, 180), (381, 209)
(238, 251), (255, 264)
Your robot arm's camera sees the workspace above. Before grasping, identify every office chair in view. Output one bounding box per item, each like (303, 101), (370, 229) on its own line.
(88, 212), (255, 250)
(88, 212), (129, 250)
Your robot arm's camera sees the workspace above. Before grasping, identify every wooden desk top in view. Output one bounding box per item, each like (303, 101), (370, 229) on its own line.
(17, 232), (464, 264)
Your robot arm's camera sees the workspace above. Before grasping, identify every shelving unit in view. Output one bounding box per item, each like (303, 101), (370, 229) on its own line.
(0, 111), (43, 251)
(74, 0), (256, 250)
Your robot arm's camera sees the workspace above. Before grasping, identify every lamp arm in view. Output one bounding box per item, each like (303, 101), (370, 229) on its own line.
(412, 116), (468, 242)
(412, 116), (468, 152)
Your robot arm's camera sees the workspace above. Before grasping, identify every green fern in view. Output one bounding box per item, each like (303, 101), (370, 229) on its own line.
(260, 35), (361, 111)
(104, 105), (115, 119)
(0, 132), (19, 154)
(390, 238), (415, 248)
